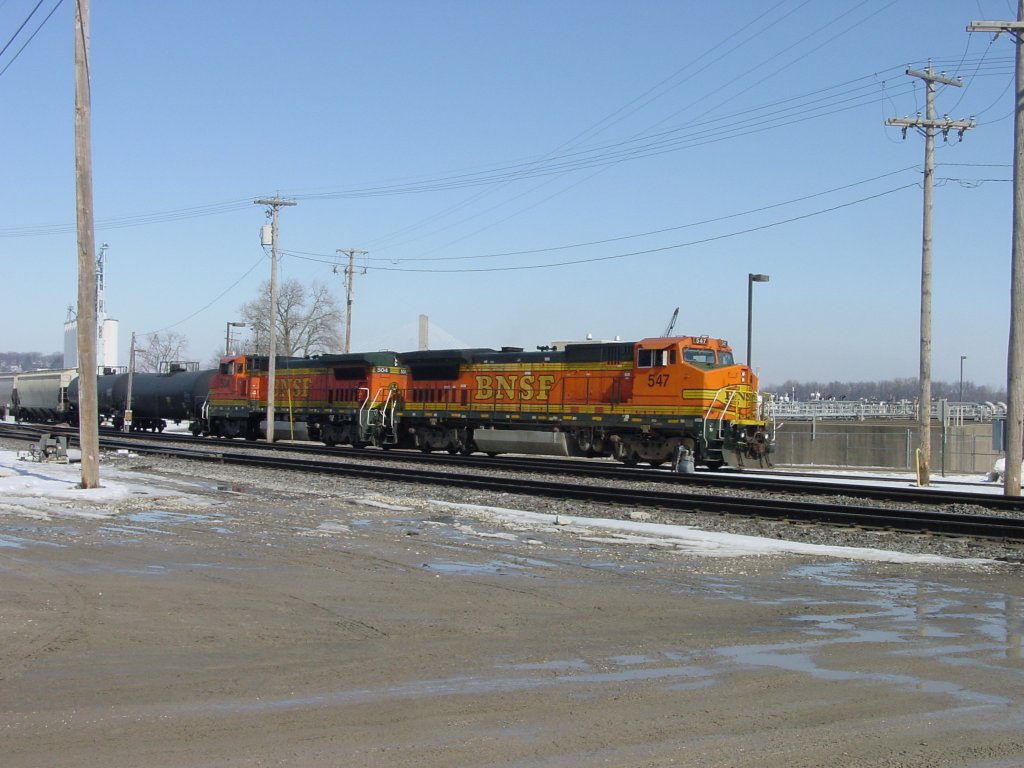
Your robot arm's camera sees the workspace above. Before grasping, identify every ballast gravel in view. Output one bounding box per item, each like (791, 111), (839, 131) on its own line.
(109, 446), (1024, 566)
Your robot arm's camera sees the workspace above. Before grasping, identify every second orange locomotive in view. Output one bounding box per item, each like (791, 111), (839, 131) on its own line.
(205, 333), (772, 468)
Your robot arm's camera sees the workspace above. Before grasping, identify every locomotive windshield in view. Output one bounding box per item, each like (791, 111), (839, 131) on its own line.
(683, 348), (736, 367)
(683, 348), (716, 366)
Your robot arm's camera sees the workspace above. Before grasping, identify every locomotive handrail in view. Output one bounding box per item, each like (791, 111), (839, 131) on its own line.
(705, 385), (761, 439)
(705, 388), (738, 439)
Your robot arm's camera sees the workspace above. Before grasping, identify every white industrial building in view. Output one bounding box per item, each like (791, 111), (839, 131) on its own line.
(63, 243), (119, 370)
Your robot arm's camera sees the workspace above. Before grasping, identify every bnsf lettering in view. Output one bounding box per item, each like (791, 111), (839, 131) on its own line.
(274, 377), (312, 400)
(475, 374), (555, 401)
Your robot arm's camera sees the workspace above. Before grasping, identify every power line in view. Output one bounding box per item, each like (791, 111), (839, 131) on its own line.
(282, 165), (924, 265)
(0, 56), (1010, 239)
(283, 183), (918, 275)
(0, 0), (63, 79)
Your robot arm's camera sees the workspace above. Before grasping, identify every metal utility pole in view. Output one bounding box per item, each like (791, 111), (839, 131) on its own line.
(254, 196), (296, 443)
(969, 8), (1024, 495)
(74, 0), (99, 488)
(886, 67), (974, 487)
(225, 321), (246, 355)
(336, 248), (367, 353)
(125, 332), (142, 432)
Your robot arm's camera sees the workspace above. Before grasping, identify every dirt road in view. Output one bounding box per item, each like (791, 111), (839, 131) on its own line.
(1, 458), (1023, 767)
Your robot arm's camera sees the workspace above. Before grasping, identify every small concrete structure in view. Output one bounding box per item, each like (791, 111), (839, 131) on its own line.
(771, 419), (999, 474)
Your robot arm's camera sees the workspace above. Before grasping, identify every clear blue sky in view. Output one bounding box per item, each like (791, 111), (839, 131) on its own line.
(0, 0), (1018, 388)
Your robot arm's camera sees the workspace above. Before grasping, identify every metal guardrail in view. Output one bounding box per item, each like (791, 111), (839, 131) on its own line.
(765, 399), (1006, 422)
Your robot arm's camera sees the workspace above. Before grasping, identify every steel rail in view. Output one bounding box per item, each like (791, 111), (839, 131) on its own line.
(75, 425), (1024, 512)
(4, 423), (1023, 539)
(89, 436), (1024, 543)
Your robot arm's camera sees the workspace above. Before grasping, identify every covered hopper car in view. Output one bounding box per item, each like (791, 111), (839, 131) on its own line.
(6, 368), (78, 422)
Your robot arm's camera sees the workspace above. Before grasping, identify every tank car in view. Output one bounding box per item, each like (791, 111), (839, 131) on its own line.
(69, 363), (216, 432)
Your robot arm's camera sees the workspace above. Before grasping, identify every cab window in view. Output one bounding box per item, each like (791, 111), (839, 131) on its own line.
(683, 348), (716, 366)
(638, 348), (674, 367)
(718, 351), (734, 366)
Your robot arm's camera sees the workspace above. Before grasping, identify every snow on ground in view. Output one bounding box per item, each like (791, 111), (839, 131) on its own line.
(0, 449), (202, 520)
(0, 450), (998, 564)
(429, 501), (994, 566)
(761, 466), (1005, 495)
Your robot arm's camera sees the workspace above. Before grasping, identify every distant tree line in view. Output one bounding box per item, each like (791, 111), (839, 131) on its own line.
(767, 378), (1007, 404)
(0, 351), (63, 372)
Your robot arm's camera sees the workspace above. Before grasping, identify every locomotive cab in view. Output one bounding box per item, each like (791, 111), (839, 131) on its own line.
(627, 336), (768, 468)
(205, 355), (259, 438)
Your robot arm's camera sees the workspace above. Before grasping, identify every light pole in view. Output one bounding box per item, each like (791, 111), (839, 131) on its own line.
(225, 322), (246, 355)
(960, 355), (967, 403)
(747, 273), (770, 369)
(124, 332), (145, 433)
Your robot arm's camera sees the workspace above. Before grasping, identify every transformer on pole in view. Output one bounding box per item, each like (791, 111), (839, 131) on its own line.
(886, 67), (974, 487)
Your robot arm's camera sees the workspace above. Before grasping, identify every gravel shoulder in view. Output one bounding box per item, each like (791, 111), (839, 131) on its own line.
(1, 447), (1023, 767)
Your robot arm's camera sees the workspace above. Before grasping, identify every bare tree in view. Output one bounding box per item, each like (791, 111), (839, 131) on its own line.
(239, 279), (343, 357)
(137, 331), (189, 372)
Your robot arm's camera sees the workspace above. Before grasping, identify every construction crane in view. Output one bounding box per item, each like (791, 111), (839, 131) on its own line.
(663, 307), (679, 336)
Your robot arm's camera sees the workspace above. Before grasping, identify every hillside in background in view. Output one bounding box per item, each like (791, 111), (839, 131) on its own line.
(0, 351), (64, 373)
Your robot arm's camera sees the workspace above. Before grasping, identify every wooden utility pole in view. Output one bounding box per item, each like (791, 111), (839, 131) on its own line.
(886, 67), (974, 487)
(74, 0), (99, 488)
(336, 248), (367, 353)
(254, 196), (296, 444)
(969, 7), (1024, 495)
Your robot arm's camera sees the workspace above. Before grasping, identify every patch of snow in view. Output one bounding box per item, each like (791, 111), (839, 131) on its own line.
(429, 501), (995, 566)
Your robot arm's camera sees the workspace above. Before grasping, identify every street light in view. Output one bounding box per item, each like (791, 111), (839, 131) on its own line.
(746, 273), (770, 369)
(225, 322), (247, 355)
(125, 332), (145, 432)
(960, 355), (967, 403)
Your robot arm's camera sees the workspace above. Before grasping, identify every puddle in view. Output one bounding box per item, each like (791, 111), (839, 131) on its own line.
(422, 559), (530, 576)
(696, 561), (1024, 709)
(717, 639), (1011, 706)
(204, 653), (720, 716)
(124, 511), (224, 525)
(0, 533), (65, 549)
(99, 510), (233, 537)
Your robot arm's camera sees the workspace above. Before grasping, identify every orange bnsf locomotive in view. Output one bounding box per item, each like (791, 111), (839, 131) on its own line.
(204, 334), (772, 468)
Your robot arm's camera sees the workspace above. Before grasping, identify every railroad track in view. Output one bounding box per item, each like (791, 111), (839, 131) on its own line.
(3, 422), (1024, 544)
(13, 421), (1020, 512)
